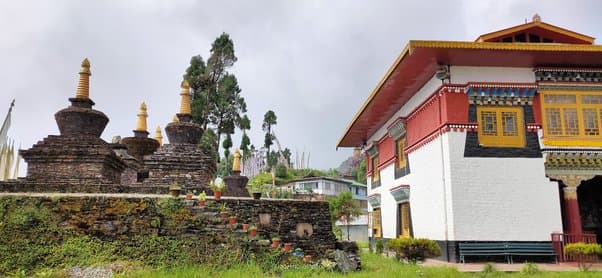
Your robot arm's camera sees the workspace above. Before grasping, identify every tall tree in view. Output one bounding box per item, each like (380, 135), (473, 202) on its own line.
(237, 114), (251, 159)
(222, 133), (233, 159)
(183, 33), (246, 161)
(262, 110), (277, 167)
(281, 148), (292, 167)
(328, 191), (363, 241)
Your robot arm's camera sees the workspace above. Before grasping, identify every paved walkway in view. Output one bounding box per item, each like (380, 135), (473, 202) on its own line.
(422, 259), (602, 272)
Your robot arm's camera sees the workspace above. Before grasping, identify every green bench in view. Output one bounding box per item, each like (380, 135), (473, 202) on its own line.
(459, 242), (557, 264)
(506, 242), (557, 264)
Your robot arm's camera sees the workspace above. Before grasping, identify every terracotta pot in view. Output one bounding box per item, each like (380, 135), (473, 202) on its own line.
(185, 195), (192, 200)
(249, 229), (257, 237)
(283, 243), (292, 252)
(303, 255), (312, 264)
(229, 217), (236, 225)
(242, 224), (249, 232)
(252, 192), (261, 200)
(198, 200), (206, 207)
(169, 189), (180, 197)
(213, 191), (221, 200)
(271, 240), (280, 248)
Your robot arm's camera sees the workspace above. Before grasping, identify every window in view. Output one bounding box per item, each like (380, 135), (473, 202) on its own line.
(371, 208), (381, 238)
(541, 91), (602, 146)
(396, 138), (407, 169)
(477, 106), (525, 147)
(371, 156), (380, 188)
(398, 203), (412, 238)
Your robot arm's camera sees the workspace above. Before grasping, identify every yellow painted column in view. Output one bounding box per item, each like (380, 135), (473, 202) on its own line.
(179, 80), (191, 115)
(154, 126), (163, 145)
(135, 102), (148, 132)
(233, 148), (241, 172)
(75, 58), (91, 99)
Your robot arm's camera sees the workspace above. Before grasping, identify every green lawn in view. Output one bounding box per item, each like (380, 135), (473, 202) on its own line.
(115, 252), (602, 278)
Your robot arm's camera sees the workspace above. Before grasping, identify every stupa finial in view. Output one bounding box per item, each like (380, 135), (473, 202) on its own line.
(179, 80), (191, 115)
(135, 102), (148, 132)
(233, 148), (241, 172)
(154, 125), (163, 145)
(75, 58), (92, 99)
(172, 114), (179, 123)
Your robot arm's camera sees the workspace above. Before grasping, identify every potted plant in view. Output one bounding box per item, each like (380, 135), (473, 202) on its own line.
(185, 191), (193, 200)
(198, 191), (207, 207)
(249, 176), (267, 200)
(242, 223), (249, 232)
(303, 255), (312, 264)
(218, 203), (229, 220)
(229, 215), (236, 226)
(169, 183), (181, 197)
(209, 179), (227, 200)
(294, 248), (303, 256)
(271, 237), (281, 248)
(249, 225), (258, 237)
(283, 242), (292, 252)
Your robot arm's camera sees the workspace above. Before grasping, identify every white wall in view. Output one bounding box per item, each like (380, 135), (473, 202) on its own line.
(450, 66), (535, 83)
(446, 131), (562, 241)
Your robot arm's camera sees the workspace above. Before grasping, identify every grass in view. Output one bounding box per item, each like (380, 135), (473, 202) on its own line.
(113, 252), (602, 278)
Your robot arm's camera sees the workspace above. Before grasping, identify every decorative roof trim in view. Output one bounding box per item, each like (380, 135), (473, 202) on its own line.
(387, 118), (406, 140)
(409, 40), (602, 52)
(475, 21), (594, 44)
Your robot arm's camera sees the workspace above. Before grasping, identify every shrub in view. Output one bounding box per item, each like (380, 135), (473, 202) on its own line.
(564, 242), (602, 271)
(386, 237), (441, 262)
(520, 262), (540, 275)
(375, 239), (384, 254)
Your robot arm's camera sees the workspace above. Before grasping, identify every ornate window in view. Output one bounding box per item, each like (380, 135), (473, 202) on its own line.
(389, 119), (410, 179)
(541, 91), (602, 146)
(477, 106), (526, 147)
(371, 208), (382, 238)
(371, 156), (380, 188)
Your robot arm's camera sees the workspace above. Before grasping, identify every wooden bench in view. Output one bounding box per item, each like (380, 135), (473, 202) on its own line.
(459, 242), (510, 264)
(506, 242), (557, 264)
(459, 242), (557, 264)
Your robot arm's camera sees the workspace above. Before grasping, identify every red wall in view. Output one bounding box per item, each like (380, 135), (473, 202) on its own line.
(532, 93), (542, 125)
(406, 96), (441, 147)
(377, 136), (395, 169)
(441, 92), (469, 123)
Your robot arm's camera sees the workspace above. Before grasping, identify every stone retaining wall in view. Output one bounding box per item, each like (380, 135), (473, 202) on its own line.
(0, 195), (337, 257)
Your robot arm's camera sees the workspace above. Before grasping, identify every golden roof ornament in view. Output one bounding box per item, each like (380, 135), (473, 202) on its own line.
(179, 80), (191, 115)
(135, 102), (148, 132)
(232, 148), (241, 172)
(154, 125), (163, 145)
(532, 14), (541, 22)
(75, 58), (91, 99)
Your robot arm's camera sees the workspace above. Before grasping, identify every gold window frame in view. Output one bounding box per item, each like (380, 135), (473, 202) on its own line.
(541, 91), (602, 147)
(477, 106), (526, 147)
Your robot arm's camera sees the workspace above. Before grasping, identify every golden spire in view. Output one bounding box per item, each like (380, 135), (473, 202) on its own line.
(154, 125), (163, 145)
(75, 58), (91, 99)
(179, 80), (191, 115)
(135, 102), (148, 132)
(232, 148), (241, 172)
(172, 114), (179, 123)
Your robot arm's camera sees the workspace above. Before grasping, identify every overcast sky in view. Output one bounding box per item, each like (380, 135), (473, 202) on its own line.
(1, 0), (601, 170)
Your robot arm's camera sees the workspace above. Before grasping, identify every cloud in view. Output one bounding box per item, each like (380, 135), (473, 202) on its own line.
(1, 0), (601, 171)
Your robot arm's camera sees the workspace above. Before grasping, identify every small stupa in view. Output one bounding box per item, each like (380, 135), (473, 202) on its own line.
(121, 102), (160, 161)
(223, 148), (250, 197)
(143, 80), (216, 192)
(20, 59), (126, 186)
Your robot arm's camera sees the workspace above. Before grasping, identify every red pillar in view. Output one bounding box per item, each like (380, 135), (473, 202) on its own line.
(563, 186), (582, 234)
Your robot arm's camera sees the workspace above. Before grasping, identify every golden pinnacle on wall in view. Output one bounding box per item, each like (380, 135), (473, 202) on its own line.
(232, 148), (241, 172)
(75, 58), (91, 99)
(154, 125), (163, 145)
(135, 102), (148, 132)
(179, 80), (191, 115)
